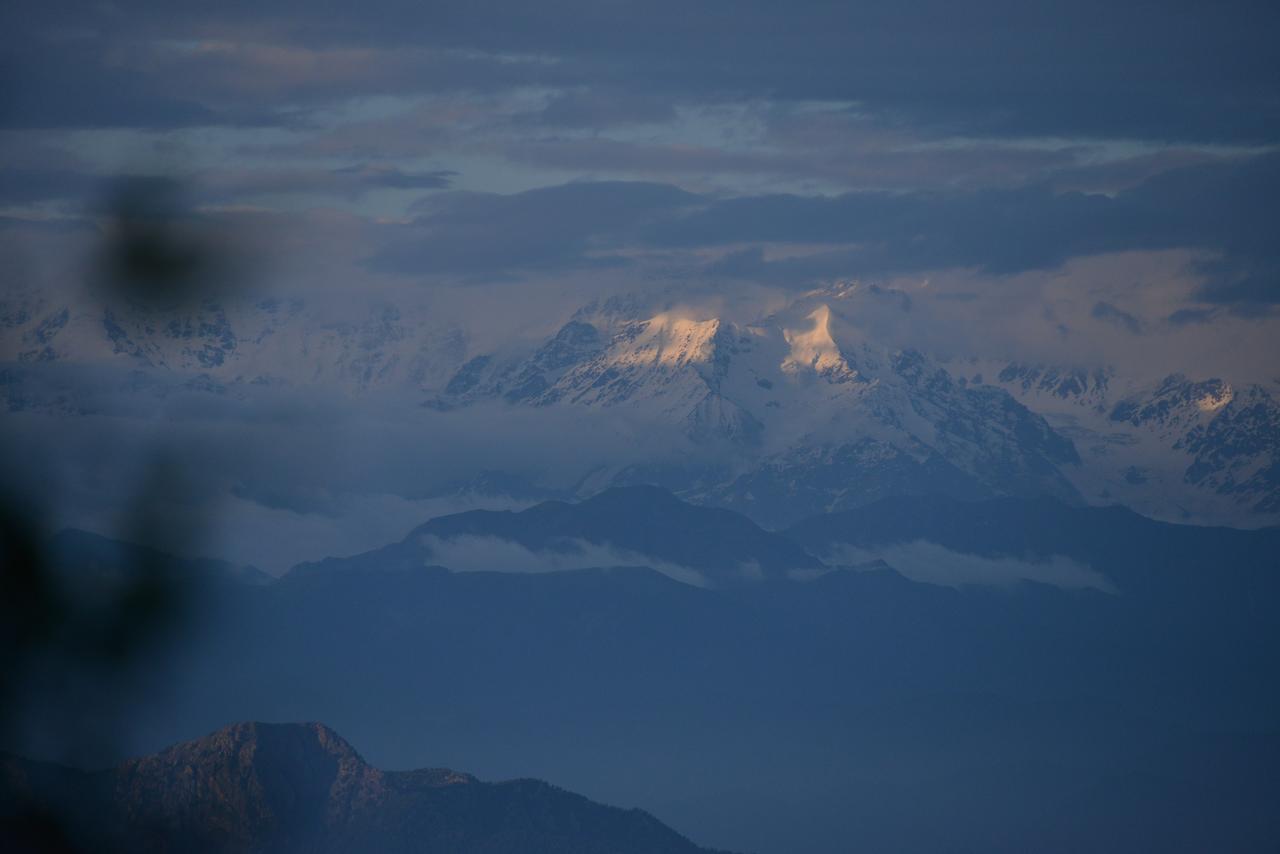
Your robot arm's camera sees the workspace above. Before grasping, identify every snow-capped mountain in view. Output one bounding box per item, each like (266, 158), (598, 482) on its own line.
(0, 287), (468, 395)
(4, 283), (1276, 528)
(428, 294), (1082, 524)
(984, 362), (1280, 525)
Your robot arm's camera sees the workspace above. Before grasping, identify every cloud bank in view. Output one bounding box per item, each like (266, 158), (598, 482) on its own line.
(823, 541), (1116, 593)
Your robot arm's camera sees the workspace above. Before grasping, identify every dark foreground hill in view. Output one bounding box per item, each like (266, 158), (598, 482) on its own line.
(0, 721), (729, 854)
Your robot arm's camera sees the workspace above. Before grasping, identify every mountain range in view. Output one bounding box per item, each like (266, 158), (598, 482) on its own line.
(8, 487), (1277, 854)
(986, 362), (1280, 525)
(1, 721), (727, 854)
(3, 284), (1276, 530)
(292, 484), (822, 586)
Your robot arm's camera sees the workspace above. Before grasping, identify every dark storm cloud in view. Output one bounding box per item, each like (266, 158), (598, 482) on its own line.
(0, 47), (220, 130)
(1190, 259), (1280, 308)
(369, 181), (698, 275)
(0, 164), (455, 209)
(0, 167), (96, 206)
(4, 0), (1276, 312)
(366, 154), (1280, 307)
(4, 0), (1278, 143)
(670, 153), (1280, 306)
(1133, 154), (1280, 309)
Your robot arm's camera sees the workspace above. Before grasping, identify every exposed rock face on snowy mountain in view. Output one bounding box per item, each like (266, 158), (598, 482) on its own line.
(994, 363), (1115, 411)
(1, 288), (467, 394)
(3, 284), (1277, 528)
(427, 296), (1082, 524)
(984, 362), (1280, 525)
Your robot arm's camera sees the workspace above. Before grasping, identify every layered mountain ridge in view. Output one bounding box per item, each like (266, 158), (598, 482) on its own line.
(1, 289), (467, 393)
(3, 285), (1276, 527)
(984, 361), (1280, 523)
(290, 484), (824, 587)
(426, 294), (1083, 524)
(1, 721), (726, 854)
(11, 495), (1279, 854)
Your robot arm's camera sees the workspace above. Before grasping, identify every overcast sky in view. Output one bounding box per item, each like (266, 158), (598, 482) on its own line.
(2, 1), (1279, 366)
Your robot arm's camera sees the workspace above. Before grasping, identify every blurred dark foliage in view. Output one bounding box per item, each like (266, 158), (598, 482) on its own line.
(93, 176), (242, 308)
(0, 484), (187, 852)
(1, 178), (231, 852)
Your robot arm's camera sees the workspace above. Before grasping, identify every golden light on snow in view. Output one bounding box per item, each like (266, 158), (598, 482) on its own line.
(782, 305), (852, 377)
(620, 312), (722, 367)
(1196, 384), (1234, 413)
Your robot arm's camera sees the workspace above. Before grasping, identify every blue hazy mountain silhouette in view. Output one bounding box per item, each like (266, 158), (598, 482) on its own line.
(2, 721), (731, 854)
(24, 488), (1280, 854)
(293, 485), (822, 585)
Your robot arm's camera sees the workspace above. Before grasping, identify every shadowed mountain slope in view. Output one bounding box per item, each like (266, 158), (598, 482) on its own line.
(13, 494), (1280, 854)
(2, 721), (730, 854)
(785, 493), (1280, 596)
(293, 485), (823, 585)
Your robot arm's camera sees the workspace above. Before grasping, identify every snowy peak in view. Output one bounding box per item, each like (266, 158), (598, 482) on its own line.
(781, 305), (857, 383)
(428, 296), (1086, 519)
(8, 283), (1276, 528)
(433, 305), (744, 416)
(992, 363), (1279, 525)
(550, 313), (731, 411)
(529, 320), (603, 373)
(1195, 383), (1235, 413)
(1110, 374), (1235, 431)
(1176, 382), (1279, 513)
(995, 362), (1113, 410)
(0, 290), (468, 395)
(610, 313), (725, 371)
